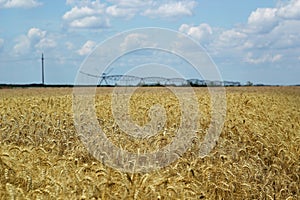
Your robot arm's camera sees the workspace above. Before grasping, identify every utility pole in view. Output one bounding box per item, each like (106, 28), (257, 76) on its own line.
(41, 53), (44, 85)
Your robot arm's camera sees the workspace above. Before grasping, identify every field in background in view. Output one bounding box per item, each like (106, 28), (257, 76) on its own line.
(0, 87), (299, 199)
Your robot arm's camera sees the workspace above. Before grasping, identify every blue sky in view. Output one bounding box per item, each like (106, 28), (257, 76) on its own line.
(0, 0), (299, 85)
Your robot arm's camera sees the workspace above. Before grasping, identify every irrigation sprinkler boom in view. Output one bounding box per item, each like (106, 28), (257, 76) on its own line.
(99, 68), (114, 85)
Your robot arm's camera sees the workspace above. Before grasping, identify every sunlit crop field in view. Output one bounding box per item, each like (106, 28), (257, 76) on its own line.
(0, 87), (299, 199)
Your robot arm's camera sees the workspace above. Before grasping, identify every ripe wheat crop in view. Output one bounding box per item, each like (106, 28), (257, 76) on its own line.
(0, 86), (299, 199)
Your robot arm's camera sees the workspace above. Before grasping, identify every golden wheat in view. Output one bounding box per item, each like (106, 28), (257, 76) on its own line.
(0, 86), (299, 199)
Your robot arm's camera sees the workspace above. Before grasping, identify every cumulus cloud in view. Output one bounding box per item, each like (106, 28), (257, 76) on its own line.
(214, 30), (247, 50)
(77, 40), (96, 56)
(247, 8), (278, 33)
(245, 0), (300, 34)
(105, 1), (145, 18)
(28, 28), (46, 42)
(13, 28), (56, 55)
(267, 20), (300, 49)
(120, 33), (147, 52)
(105, 0), (152, 18)
(106, 5), (136, 18)
(13, 36), (31, 55)
(120, 33), (157, 52)
(35, 38), (57, 50)
(63, 4), (105, 20)
(63, 0), (197, 29)
(105, 0), (196, 19)
(245, 52), (282, 64)
(63, 1), (109, 29)
(277, 0), (300, 19)
(0, 0), (42, 8)
(107, 0), (151, 7)
(178, 0), (300, 66)
(65, 0), (78, 5)
(0, 38), (4, 49)
(69, 16), (109, 29)
(143, 1), (196, 18)
(179, 23), (212, 43)
(65, 41), (75, 50)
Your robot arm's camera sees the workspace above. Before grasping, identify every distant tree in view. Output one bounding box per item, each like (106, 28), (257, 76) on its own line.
(246, 81), (253, 86)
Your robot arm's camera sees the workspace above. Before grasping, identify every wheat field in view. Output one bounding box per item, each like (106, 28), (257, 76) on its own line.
(0, 86), (299, 199)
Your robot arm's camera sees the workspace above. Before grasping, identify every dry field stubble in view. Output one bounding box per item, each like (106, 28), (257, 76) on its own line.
(0, 86), (299, 199)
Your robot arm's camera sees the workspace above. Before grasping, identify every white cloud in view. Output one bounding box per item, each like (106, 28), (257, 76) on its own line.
(120, 33), (157, 52)
(208, 29), (247, 56)
(105, 0), (153, 18)
(0, 38), (4, 50)
(247, 8), (278, 33)
(143, 1), (196, 18)
(272, 54), (283, 62)
(63, 5), (104, 20)
(35, 38), (57, 50)
(65, 41), (75, 50)
(192, 0), (300, 67)
(69, 16), (109, 29)
(77, 40), (96, 56)
(65, 0), (100, 7)
(277, 0), (300, 19)
(179, 23), (212, 43)
(267, 20), (300, 49)
(63, 1), (109, 29)
(218, 30), (247, 46)
(244, 0), (300, 34)
(63, 0), (197, 29)
(27, 28), (46, 42)
(13, 28), (56, 55)
(245, 52), (282, 64)
(106, 5), (135, 18)
(13, 36), (31, 55)
(105, 0), (151, 18)
(106, 0), (151, 8)
(66, 0), (77, 5)
(0, 0), (42, 8)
